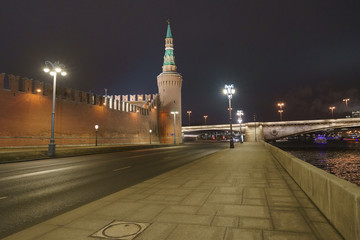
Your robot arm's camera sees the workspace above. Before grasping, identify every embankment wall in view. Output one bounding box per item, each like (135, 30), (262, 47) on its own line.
(0, 73), (160, 147)
(262, 141), (360, 240)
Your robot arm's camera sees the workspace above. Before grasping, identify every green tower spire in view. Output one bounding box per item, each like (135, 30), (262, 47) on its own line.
(163, 20), (176, 71)
(166, 20), (172, 38)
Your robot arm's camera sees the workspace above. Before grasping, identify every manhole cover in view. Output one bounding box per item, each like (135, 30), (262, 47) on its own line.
(90, 220), (150, 240)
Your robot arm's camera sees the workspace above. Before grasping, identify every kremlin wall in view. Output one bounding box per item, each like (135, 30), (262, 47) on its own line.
(0, 73), (160, 147)
(0, 22), (183, 147)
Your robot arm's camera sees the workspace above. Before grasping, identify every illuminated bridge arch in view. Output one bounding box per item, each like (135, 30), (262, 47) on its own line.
(182, 118), (360, 141)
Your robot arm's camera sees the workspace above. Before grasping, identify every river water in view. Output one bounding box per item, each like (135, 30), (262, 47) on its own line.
(272, 142), (360, 186)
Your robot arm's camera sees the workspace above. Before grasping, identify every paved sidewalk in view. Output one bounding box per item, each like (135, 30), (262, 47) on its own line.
(4, 143), (344, 240)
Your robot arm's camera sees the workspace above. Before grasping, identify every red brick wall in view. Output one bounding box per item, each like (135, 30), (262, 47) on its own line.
(0, 73), (159, 147)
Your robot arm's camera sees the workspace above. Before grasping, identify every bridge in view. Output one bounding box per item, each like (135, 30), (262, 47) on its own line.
(182, 118), (360, 141)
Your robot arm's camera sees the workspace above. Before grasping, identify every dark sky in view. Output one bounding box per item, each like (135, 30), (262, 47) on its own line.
(1, 1), (360, 124)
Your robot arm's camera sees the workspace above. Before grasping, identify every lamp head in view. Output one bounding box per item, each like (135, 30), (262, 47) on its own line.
(223, 84), (235, 98)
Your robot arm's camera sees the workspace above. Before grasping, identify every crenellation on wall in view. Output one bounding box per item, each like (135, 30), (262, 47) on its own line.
(0, 73), (158, 115)
(44, 82), (52, 96)
(18, 77), (25, 92)
(118, 94), (156, 103)
(0, 73), (158, 147)
(22, 77), (32, 93)
(71, 89), (78, 102)
(64, 88), (69, 100)
(8, 75), (20, 92)
(98, 95), (103, 106)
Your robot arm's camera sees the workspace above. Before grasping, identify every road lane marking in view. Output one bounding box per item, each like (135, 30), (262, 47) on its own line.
(0, 166), (77, 181)
(0, 196), (8, 200)
(113, 166), (131, 172)
(123, 149), (181, 160)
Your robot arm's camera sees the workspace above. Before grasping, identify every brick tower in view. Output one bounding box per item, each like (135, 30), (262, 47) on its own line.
(157, 21), (183, 144)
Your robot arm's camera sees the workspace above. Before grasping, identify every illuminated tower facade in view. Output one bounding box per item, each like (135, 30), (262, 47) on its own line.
(157, 21), (183, 144)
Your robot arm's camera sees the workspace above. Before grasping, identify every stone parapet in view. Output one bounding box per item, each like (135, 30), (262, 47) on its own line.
(262, 141), (360, 240)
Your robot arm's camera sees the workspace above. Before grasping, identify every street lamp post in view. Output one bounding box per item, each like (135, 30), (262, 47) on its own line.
(223, 84), (235, 148)
(343, 98), (350, 109)
(95, 125), (99, 146)
(254, 114), (257, 142)
(187, 110), (192, 126)
(278, 109), (284, 121)
(149, 129), (152, 144)
(170, 111), (178, 145)
(203, 115), (208, 125)
(237, 110), (244, 143)
(43, 61), (67, 156)
(329, 106), (335, 118)
(277, 102), (284, 121)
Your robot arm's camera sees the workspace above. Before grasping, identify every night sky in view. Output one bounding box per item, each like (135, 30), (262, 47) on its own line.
(1, 1), (360, 124)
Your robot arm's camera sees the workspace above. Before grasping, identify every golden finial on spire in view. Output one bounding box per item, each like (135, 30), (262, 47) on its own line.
(166, 19), (170, 25)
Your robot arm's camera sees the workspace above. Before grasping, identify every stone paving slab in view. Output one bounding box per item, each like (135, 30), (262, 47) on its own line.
(4, 143), (345, 240)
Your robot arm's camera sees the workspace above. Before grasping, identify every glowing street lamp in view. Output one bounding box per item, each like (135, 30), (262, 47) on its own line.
(170, 111), (178, 145)
(343, 98), (350, 110)
(237, 110), (244, 143)
(223, 84), (235, 148)
(43, 61), (67, 156)
(95, 125), (99, 146)
(329, 106), (335, 118)
(277, 102), (284, 109)
(187, 110), (192, 126)
(203, 115), (208, 125)
(149, 129), (152, 144)
(277, 102), (284, 121)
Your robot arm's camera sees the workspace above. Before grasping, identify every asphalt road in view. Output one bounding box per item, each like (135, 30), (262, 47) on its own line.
(0, 143), (227, 238)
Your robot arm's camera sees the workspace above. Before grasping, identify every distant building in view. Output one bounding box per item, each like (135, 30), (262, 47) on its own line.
(352, 111), (360, 118)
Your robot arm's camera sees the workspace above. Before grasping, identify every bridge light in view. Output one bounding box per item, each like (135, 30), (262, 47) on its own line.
(342, 98), (350, 110)
(277, 103), (285, 121)
(277, 102), (285, 109)
(329, 106), (335, 118)
(203, 115), (208, 125)
(187, 110), (192, 126)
